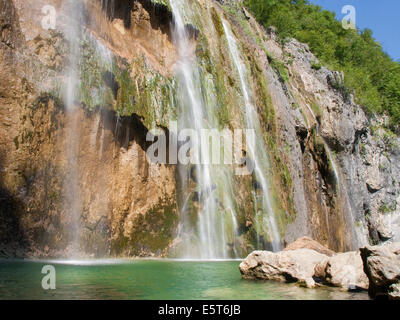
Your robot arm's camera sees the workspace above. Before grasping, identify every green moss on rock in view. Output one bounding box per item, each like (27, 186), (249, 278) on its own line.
(78, 39), (114, 111)
(112, 197), (178, 256)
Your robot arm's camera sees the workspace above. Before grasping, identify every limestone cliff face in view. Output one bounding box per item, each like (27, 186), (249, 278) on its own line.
(266, 30), (399, 250)
(263, 32), (400, 251)
(0, 0), (178, 257)
(0, 0), (398, 258)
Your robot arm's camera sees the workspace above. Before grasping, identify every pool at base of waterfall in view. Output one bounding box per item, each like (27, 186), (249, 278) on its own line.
(0, 260), (368, 300)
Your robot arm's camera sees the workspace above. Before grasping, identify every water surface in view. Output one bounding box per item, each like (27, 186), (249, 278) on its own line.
(0, 259), (368, 300)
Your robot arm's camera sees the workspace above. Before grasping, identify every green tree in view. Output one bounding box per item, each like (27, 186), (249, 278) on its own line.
(244, 0), (400, 131)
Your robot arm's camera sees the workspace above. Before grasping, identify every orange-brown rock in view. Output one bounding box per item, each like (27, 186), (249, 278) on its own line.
(284, 236), (336, 257)
(0, 0), (178, 258)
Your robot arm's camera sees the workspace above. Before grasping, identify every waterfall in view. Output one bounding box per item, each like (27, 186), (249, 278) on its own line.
(170, 0), (239, 259)
(62, 0), (85, 257)
(305, 104), (361, 249)
(101, 0), (116, 24)
(222, 20), (282, 251)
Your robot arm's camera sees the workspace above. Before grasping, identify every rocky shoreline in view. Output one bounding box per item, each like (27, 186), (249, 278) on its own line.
(240, 237), (400, 300)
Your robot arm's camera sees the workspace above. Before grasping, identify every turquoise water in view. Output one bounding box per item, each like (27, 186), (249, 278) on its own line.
(0, 259), (368, 300)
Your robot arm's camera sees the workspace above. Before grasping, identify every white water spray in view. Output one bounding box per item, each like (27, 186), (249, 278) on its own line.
(170, 0), (239, 259)
(305, 104), (361, 249)
(62, 0), (85, 257)
(222, 20), (282, 251)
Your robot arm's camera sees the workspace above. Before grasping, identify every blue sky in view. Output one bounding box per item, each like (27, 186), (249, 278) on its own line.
(309, 0), (400, 61)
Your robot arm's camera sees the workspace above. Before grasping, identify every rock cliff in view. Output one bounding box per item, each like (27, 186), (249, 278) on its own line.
(0, 0), (399, 258)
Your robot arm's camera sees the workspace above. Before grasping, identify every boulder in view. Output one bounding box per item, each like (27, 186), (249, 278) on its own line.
(388, 283), (400, 299)
(314, 251), (369, 291)
(239, 249), (328, 288)
(284, 236), (336, 257)
(360, 242), (400, 299)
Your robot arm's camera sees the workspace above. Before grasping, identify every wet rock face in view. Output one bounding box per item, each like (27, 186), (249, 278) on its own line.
(261, 27), (400, 250)
(0, 0), (29, 257)
(0, 0), (399, 258)
(0, 0), (23, 48)
(0, 0), (178, 258)
(360, 242), (400, 299)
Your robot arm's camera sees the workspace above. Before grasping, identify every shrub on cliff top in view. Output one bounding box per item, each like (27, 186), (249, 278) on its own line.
(244, 0), (400, 132)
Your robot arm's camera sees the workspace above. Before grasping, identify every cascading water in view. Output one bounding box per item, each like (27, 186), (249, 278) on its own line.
(62, 0), (85, 257)
(101, 0), (115, 19)
(305, 104), (339, 184)
(62, 0), (117, 257)
(222, 20), (282, 251)
(305, 104), (362, 249)
(170, 0), (239, 259)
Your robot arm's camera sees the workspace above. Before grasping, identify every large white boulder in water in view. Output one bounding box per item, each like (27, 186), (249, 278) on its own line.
(239, 249), (327, 288)
(314, 251), (369, 290)
(360, 242), (400, 299)
(240, 241), (369, 291)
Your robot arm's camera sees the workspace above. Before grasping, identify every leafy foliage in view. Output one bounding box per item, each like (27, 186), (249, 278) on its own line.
(266, 52), (289, 83)
(244, 0), (400, 131)
(311, 62), (322, 70)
